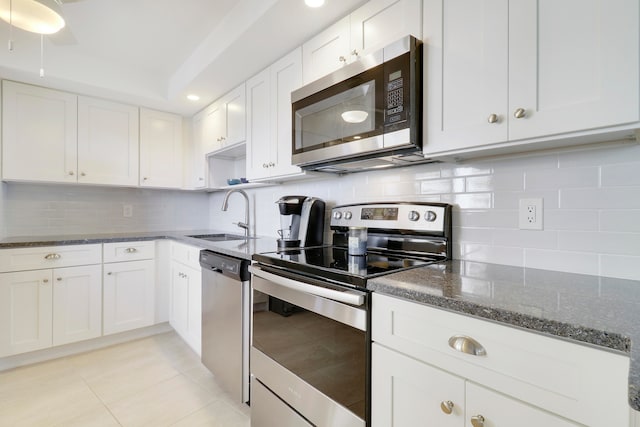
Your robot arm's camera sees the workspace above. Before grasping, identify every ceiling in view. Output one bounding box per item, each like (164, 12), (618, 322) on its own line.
(0, 0), (367, 116)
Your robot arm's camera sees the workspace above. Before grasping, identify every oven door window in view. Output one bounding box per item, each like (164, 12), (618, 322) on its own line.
(253, 295), (366, 419)
(293, 67), (384, 155)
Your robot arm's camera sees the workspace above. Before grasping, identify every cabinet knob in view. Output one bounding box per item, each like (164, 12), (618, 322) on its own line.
(513, 108), (526, 119)
(80, 172), (86, 177)
(339, 55), (347, 63)
(471, 415), (485, 427)
(56, 277), (62, 281)
(68, 171), (75, 176)
(440, 400), (454, 415)
(42, 279), (49, 283)
(44, 253), (61, 260)
(107, 272), (112, 275)
(198, 177), (204, 181)
(269, 162), (275, 167)
(125, 247), (137, 253)
(487, 113), (499, 124)
(351, 49), (359, 57)
(143, 177), (149, 181)
(448, 335), (486, 356)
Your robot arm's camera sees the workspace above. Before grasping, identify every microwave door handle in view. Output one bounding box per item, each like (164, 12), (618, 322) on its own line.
(248, 265), (365, 306)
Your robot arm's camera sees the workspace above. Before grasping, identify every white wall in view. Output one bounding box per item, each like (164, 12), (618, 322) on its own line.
(0, 182), (6, 238)
(3, 183), (210, 236)
(209, 143), (640, 281)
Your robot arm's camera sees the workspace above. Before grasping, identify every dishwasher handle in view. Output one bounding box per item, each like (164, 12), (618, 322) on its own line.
(249, 265), (365, 306)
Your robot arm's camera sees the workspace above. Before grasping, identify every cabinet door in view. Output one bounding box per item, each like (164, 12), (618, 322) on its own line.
(508, 0), (639, 140)
(245, 68), (272, 181)
(139, 108), (184, 188)
(77, 96), (139, 186)
(270, 47), (303, 178)
(423, 0), (509, 154)
(52, 265), (102, 346)
(2, 81), (78, 183)
(302, 16), (351, 84)
(466, 382), (580, 427)
(103, 260), (155, 335)
(223, 83), (246, 147)
(202, 101), (226, 154)
(0, 270), (53, 357)
(169, 260), (201, 355)
(372, 343), (464, 427)
(350, 0), (423, 58)
(190, 109), (208, 188)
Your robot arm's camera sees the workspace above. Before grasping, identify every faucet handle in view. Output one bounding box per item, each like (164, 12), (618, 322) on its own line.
(233, 222), (249, 230)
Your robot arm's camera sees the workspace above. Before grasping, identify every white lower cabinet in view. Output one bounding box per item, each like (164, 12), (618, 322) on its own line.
(103, 241), (156, 335)
(0, 247), (102, 357)
(169, 242), (202, 355)
(373, 343), (579, 427)
(372, 293), (631, 427)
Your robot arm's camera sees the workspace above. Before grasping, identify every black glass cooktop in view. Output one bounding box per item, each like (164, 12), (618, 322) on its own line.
(252, 245), (445, 289)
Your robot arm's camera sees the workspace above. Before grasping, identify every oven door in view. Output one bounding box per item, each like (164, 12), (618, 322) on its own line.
(249, 265), (368, 427)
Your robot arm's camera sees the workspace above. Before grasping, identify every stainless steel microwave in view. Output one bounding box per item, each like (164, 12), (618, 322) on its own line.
(291, 35), (427, 173)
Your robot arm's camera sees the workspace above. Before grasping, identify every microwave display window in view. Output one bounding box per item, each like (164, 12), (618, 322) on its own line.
(294, 79), (379, 152)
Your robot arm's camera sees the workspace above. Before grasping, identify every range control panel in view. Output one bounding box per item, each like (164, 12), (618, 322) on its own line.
(330, 202), (448, 234)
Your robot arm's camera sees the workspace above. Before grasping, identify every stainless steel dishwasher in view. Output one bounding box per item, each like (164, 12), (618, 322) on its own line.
(199, 249), (251, 404)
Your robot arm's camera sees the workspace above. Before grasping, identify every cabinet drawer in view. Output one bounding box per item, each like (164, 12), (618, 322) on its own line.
(170, 241), (201, 270)
(372, 293), (630, 427)
(0, 244), (102, 272)
(103, 240), (155, 263)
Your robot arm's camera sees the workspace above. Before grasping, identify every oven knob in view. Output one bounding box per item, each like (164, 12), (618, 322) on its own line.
(333, 211), (343, 220)
(425, 211), (437, 222)
(408, 210), (420, 221)
(344, 211), (353, 220)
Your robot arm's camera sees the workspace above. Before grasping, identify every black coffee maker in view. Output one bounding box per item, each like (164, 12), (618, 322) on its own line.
(276, 195), (325, 248)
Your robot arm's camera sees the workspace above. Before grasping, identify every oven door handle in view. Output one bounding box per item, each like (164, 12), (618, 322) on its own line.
(249, 265), (365, 306)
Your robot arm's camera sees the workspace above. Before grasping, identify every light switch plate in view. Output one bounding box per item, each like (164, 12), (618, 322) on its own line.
(519, 198), (543, 230)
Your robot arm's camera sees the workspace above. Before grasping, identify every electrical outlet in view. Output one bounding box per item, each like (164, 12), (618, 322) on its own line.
(123, 204), (133, 218)
(519, 198), (543, 230)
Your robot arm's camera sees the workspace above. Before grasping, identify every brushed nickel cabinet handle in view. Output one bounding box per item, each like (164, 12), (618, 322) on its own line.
(339, 55), (347, 63)
(351, 49), (359, 57)
(125, 247), (137, 253)
(440, 400), (454, 415)
(56, 277), (62, 281)
(44, 253), (61, 260)
(68, 171), (74, 176)
(513, 108), (526, 119)
(448, 335), (486, 356)
(42, 279), (49, 283)
(471, 415), (485, 427)
(487, 113), (499, 123)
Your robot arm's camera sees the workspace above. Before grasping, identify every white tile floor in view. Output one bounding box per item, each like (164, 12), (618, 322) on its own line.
(0, 332), (251, 427)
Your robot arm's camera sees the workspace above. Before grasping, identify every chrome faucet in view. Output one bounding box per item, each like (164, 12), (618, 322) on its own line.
(221, 188), (251, 238)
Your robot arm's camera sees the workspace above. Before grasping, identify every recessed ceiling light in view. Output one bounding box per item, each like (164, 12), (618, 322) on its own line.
(305, 0), (325, 8)
(187, 94), (200, 101)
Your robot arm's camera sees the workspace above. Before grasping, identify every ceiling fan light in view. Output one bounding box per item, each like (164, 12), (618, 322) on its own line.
(305, 0), (325, 8)
(0, 0), (66, 35)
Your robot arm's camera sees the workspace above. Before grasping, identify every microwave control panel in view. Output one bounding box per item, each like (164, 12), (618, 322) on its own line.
(384, 51), (411, 129)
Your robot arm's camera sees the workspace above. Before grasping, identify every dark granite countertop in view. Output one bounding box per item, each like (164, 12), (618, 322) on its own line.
(0, 230), (280, 261)
(367, 259), (640, 411)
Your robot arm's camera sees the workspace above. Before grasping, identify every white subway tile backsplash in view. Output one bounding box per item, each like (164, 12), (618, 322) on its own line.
(525, 167), (599, 190)
(558, 231), (640, 256)
(454, 209), (518, 229)
(560, 187), (640, 209)
(458, 243), (525, 266)
(465, 172), (524, 192)
(491, 229), (558, 250)
(600, 255), (640, 280)
(493, 190), (559, 210)
(524, 249), (600, 276)
(558, 143), (640, 168)
(600, 210), (640, 232)
(544, 210), (599, 231)
(420, 178), (465, 195)
(601, 163), (640, 187)
(441, 193), (492, 209)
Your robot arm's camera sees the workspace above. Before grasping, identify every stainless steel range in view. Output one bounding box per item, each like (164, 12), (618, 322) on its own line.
(249, 202), (452, 427)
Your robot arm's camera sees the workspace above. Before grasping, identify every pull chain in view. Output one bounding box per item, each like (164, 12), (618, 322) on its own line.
(40, 34), (44, 77)
(8, 0), (13, 51)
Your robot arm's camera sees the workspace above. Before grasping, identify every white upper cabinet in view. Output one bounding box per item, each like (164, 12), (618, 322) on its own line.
(2, 81), (78, 183)
(140, 108), (184, 189)
(246, 48), (304, 181)
(302, 0), (422, 85)
(423, 0), (640, 158)
(190, 108), (209, 189)
(77, 96), (139, 186)
(201, 83), (247, 155)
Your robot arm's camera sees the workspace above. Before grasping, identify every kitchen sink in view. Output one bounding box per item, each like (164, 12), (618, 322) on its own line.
(186, 233), (254, 242)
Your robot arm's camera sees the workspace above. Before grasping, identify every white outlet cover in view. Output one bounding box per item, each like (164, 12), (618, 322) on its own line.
(519, 198), (543, 230)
